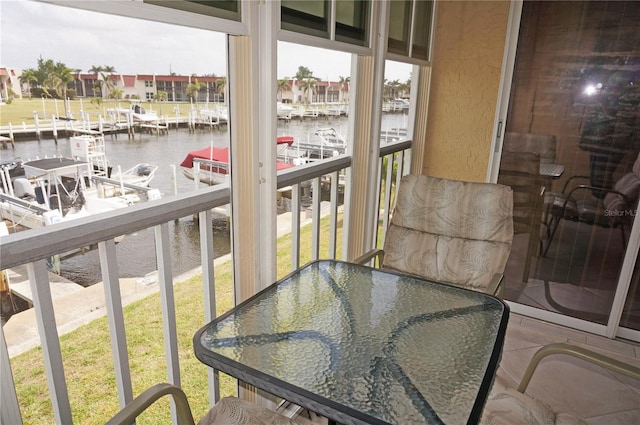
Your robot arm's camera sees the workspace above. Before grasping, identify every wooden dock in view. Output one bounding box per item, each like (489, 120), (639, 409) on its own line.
(0, 115), (196, 143)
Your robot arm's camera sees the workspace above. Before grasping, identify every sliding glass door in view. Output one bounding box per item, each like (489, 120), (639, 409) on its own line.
(498, 1), (640, 340)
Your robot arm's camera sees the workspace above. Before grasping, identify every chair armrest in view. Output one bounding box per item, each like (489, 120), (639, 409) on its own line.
(517, 342), (640, 393)
(564, 184), (628, 201)
(105, 383), (196, 425)
(486, 273), (504, 298)
(560, 175), (590, 193)
(353, 248), (384, 266)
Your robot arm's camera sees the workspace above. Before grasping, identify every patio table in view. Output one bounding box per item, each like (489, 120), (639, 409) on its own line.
(194, 260), (509, 425)
(540, 163), (566, 179)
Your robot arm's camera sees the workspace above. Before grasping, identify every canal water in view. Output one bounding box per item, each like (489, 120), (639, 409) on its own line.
(2, 113), (408, 286)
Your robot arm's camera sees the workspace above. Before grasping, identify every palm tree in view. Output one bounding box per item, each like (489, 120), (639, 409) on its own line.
(109, 88), (124, 100)
(43, 62), (74, 116)
(215, 77), (226, 102)
(338, 76), (350, 103)
(277, 79), (291, 101)
(398, 80), (411, 98)
(299, 77), (317, 105)
(154, 90), (168, 102)
(387, 79), (401, 100)
(99, 72), (116, 99)
(19, 69), (38, 99)
(89, 65), (104, 74)
(186, 78), (206, 103)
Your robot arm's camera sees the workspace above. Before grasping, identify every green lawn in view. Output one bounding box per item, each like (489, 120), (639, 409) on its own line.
(0, 98), (211, 127)
(10, 213), (346, 424)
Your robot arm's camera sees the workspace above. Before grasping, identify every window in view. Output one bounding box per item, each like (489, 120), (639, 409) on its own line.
(411, 0), (433, 60)
(387, 0), (433, 61)
(281, 1), (329, 39)
(388, 1), (412, 56)
(335, 1), (370, 46)
(281, 0), (370, 47)
(144, 0), (241, 22)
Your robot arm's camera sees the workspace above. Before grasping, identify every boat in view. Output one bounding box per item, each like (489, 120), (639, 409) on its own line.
(180, 136), (299, 186)
(129, 100), (159, 122)
(69, 135), (159, 188)
(277, 102), (294, 120)
(107, 101), (160, 123)
(282, 127), (347, 161)
(195, 105), (228, 126)
(0, 136), (161, 230)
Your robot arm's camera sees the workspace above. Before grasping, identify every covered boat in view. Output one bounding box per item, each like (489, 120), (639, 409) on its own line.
(180, 136), (298, 186)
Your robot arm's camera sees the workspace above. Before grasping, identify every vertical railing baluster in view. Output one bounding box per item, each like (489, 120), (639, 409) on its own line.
(392, 150), (410, 200)
(28, 259), (72, 425)
(154, 223), (180, 425)
(98, 239), (133, 410)
(291, 183), (301, 270)
(373, 157), (384, 252)
(397, 150), (407, 185)
(311, 177), (321, 260)
(382, 153), (394, 247)
(199, 210), (220, 405)
(1, 326), (22, 424)
(328, 171), (339, 259)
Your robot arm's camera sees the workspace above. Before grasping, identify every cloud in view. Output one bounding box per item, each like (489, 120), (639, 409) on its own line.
(1, 0), (226, 76)
(1, 1), (411, 82)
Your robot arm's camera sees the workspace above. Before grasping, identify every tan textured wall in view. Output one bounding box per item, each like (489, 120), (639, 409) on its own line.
(422, 1), (510, 182)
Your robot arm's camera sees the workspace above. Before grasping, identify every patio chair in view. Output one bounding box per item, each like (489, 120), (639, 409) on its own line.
(105, 383), (299, 425)
(503, 131), (559, 196)
(355, 174), (514, 296)
(497, 151), (545, 282)
(543, 151), (640, 257)
(481, 342), (640, 425)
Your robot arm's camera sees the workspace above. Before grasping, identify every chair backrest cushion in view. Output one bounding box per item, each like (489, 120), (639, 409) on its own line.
(198, 397), (299, 425)
(382, 175), (514, 292)
(481, 389), (590, 425)
(604, 152), (640, 212)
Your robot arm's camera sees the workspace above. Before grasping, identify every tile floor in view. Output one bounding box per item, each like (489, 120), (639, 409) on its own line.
(497, 313), (640, 424)
(503, 220), (640, 329)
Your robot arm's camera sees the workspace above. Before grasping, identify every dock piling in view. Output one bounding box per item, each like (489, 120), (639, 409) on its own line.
(33, 112), (41, 140)
(51, 114), (58, 143)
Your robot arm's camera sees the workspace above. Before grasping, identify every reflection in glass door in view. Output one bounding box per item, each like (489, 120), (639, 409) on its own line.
(498, 1), (640, 339)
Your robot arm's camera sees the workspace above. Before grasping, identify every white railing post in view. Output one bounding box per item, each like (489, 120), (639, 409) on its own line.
(381, 153), (394, 247)
(291, 184), (301, 270)
(199, 209), (220, 406)
(98, 239), (133, 409)
(1, 326), (22, 425)
(328, 171), (339, 258)
(311, 177), (321, 260)
(28, 259), (72, 425)
(154, 223), (180, 425)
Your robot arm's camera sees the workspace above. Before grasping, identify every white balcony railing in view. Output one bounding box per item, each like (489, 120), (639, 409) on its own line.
(0, 139), (411, 424)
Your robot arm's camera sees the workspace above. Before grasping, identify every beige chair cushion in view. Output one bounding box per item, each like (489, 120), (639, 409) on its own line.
(382, 174), (513, 292)
(198, 397), (300, 425)
(481, 389), (590, 425)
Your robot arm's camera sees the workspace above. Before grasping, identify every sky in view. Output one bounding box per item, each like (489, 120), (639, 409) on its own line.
(0, 0), (411, 82)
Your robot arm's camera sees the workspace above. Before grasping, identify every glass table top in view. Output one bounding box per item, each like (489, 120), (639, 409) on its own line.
(195, 260), (509, 425)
